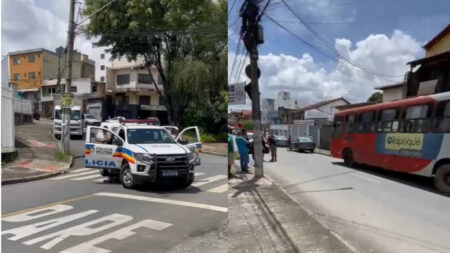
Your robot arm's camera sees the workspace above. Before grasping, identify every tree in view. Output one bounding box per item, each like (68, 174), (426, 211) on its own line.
(367, 92), (383, 103)
(82, 0), (227, 126)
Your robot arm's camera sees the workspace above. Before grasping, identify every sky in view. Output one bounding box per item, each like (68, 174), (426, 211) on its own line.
(1, 0), (94, 58)
(228, 0), (450, 109)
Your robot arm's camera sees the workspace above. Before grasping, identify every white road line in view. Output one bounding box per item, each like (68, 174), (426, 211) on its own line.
(94, 192), (228, 213)
(71, 174), (103, 181)
(70, 168), (91, 173)
(93, 178), (107, 182)
(207, 184), (227, 193)
(191, 175), (227, 187)
(195, 172), (205, 177)
(354, 174), (381, 184)
(50, 171), (98, 180)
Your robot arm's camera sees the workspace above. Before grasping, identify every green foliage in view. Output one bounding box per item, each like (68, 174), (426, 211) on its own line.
(55, 151), (72, 162)
(83, 0), (227, 125)
(367, 92), (383, 103)
(242, 120), (253, 131)
(201, 132), (227, 143)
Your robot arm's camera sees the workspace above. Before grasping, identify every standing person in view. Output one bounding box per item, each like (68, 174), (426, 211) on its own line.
(268, 134), (277, 162)
(228, 127), (235, 179)
(287, 135), (292, 151)
(235, 131), (250, 173)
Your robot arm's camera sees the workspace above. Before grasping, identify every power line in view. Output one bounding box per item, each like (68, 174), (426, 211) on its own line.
(229, 0), (239, 15)
(278, 0), (403, 78)
(265, 15), (399, 83)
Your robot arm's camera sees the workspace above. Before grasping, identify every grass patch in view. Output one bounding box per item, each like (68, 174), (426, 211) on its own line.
(201, 133), (227, 143)
(55, 151), (72, 162)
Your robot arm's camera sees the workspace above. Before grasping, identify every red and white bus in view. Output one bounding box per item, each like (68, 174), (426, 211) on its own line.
(331, 92), (450, 193)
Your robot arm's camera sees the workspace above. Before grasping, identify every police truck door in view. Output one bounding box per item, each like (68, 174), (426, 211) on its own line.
(176, 126), (202, 165)
(85, 126), (123, 170)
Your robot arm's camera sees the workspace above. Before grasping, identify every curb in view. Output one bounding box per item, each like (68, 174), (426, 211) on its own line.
(1, 156), (73, 185)
(201, 151), (227, 157)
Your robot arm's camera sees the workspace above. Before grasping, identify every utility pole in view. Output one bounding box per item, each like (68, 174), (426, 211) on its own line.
(241, 0), (265, 178)
(61, 0), (76, 154)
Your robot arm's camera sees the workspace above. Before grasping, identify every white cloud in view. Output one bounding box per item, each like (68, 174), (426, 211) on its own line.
(229, 30), (421, 106)
(2, 0), (93, 57)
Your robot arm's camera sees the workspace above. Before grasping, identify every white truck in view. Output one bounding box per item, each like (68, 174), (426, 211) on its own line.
(84, 121), (202, 188)
(53, 105), (84, 139)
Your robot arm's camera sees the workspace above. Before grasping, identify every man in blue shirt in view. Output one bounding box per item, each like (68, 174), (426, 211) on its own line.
(235, 131), (249, 173)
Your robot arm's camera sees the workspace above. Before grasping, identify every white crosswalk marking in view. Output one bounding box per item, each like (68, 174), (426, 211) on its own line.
(207, 184), (227, 193)
(71, 174), (103, 181)
(50, 171), (98, 180)
(194, 172), (205, 177)
(70, 168), (91, 173)
(93, 178), (107, 182)
(191, 175), (227, 187)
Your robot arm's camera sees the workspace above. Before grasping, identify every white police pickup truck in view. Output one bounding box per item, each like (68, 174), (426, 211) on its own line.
(85, 120), (201, 188)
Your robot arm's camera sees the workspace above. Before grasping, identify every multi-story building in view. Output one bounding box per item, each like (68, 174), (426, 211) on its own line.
(274, 91), (298, 110)
(106, 56), (167, 122)
(8, 47), (95, 113)
(406, 24), (450, 97)
(91, 44), (113, 82)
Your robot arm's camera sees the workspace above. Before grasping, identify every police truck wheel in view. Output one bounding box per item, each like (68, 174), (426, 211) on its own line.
(120, 163), (135, 189)
(180, 175), (194, 188)
(343, 149), (354, 167)
(434, 164), (450, 195)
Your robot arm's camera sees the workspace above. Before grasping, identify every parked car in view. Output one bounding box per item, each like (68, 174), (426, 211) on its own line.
(83, 113), (101, 127)
(291, 137), (316, 152)
(273, 135), (288, 147)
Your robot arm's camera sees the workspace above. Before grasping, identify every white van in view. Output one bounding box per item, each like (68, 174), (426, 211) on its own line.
(53, 105), (84, 139)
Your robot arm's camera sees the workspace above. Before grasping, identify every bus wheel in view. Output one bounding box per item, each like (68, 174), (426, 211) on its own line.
(343, 149), (354, 167)
(434, 164), (450, 195)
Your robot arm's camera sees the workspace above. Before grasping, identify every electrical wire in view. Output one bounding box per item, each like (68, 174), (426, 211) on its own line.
(278, 0), (403, 78)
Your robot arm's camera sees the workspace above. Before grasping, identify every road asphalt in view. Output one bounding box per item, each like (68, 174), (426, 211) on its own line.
(264, 148), (450, 253)
(2, 139), (227, 253)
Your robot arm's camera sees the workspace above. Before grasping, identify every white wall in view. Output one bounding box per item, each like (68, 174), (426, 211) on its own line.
(72, 78), (92, 94)
(2, 86), (16, 153)
(382, 87), (403, 102)
(91, 45), (112, 82)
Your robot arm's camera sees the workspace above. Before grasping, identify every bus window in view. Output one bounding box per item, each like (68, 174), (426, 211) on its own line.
(345, 114), (357, 133)
(377, 108), (399, 132)
(358, 111), (375, 132)
(332, 116), (344, 138)
(434, 101), (450, 133)
(402, 104), (432, 133)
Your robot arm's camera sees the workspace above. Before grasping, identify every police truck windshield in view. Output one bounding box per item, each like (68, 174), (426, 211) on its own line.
(127, 129), (176, 144)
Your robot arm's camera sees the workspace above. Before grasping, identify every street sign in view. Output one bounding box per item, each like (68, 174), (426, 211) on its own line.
(228, 82), (246, 105)
(61, 93), (74, 108)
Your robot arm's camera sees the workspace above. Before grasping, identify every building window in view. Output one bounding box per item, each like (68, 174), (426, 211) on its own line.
(70, 86), (77, 92)
(138, 73), (151, 84)
(13, 73), (20, 81)
(100, 53), (105, 59)
(92, 84), (98, 93)
(159, 96), (164, 105)
(100, 76), (105, 82)
(139, 96), (150, 105)
(29, 55), (35, 63)
(116, 74), (130, 85)
(29, 72), (35, 79)
(13, 57), (19, 65)
(100, 65), (105, 70)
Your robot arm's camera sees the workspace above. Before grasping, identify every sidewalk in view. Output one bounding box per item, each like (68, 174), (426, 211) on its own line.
(2, 120), (72, 185)
(228, 165), (353, 253)
(202, 143), (226, 156)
